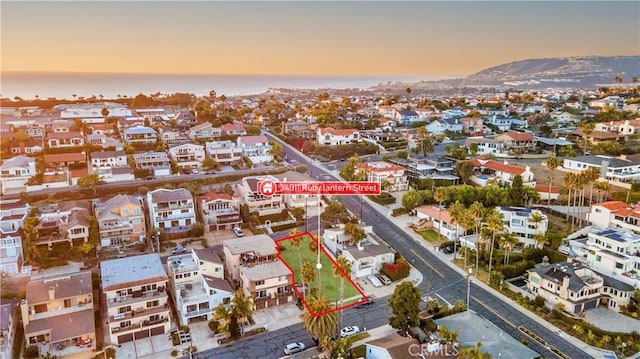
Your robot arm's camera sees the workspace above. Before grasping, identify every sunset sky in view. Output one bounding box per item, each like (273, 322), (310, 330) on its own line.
(2, 1), (639, 77)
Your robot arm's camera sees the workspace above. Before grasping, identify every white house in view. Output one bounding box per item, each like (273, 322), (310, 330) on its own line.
(205, 140), (243, 165)
(147, 188), (196, 239)
(189, 122), (221, 141)
(237, 175), (285, 216)
(589, 201), (640, 232)
(425, 118), (463, 136)
(168, 143), (206, 171)
(415, 205), (466, 241)
(497, 207), (548, 249)
(123, 126), (158, 145)
(0, 303), (18, 359)
(0, 155), (36, 195)
(464, 137), (505, 156)
(316, 128), (361, 146)
(0, 199), (29, 274)
(486, 115), (513, 132)
(394, 110), (420, 126)
(90, 151), (127, 171)
(236, 136), (273, 164)
(470, 159), (536, 187)
(365, 333), (419, 359)
(356, 162), (409, 192)
(563, 155), (640, 183)
(198, 192), (242, 231)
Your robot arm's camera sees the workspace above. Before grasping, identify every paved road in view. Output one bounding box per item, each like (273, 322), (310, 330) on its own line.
(195, 133), (590, 359)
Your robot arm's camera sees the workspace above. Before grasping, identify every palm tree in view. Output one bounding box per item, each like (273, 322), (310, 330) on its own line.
(231, 289), (253, 330)
(301, 261), (316, 299)
(458, 208), (475, 268)
(437, 325), (461, 344)
(594, 181), (610, 202)
(563, 172), (577, 221)
(485, 208), (504, 284)
(289, 230), (303, 286)
(534, 233), (550, 249)
(213, 290), (254, 339)
(546, 156), (560, 207)
(469, 202), (484, 276)
(333, 256), (352, 330)
(499, 231), (519, 265)
(460, 341), (492, 359)
(416, 127), (435, 157)
(449, 201), (465, 261)
(528, 211), (545, 249)
(433, 187), (448, 241)
(584, 167), (601, 224)
(580, 121), (595, 155)
(300, 294), (339, 342)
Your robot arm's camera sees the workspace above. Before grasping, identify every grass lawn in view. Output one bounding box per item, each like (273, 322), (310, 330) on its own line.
(415, 229), (440, 242)
(278, 234), (362, 306)
(346, 332), (371, 345)
(350, 345), (366, 358)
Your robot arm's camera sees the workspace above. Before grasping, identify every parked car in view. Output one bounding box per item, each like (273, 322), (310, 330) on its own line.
(171, 246), (187, 255)
(340, 326), (360, 338)
(442, 246), (454, 254)
(191, 168), (199, 174)
(354, 296), (374, 308)
(145, 175), (156, 180)
(233, 227), (244, 237)
(283, 342), (305, 355)
(367, 274), (383, 288)
(377, 273), (392, 285)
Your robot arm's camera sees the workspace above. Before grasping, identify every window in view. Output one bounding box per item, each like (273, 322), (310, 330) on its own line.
(146, 300), (159, 308)
(142, 284), (157, 292)
(615, 262), (624, 269)
(595, 255), (601, 262)
(256, 280), (265, 286)
(257, 290), (267, 298)
(118, 306), (131, 314)
(122, 209), (129, 216)
(120, 321), (131, 328)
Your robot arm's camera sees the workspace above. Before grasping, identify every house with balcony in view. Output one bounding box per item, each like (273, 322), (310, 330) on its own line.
(589, 201), (640, 232)
(281, 121), (317, 139)
(0, 155), (36, 195)
(316, 128), (361, 146)
(273, 172), (320, 209)
(0, 303), (18, 359)
(34, 203), (90, 250)
(390, 156), (458, 185)
(94, 194), (146, 248)
(173, 111), (197, 131)
(222, 235), (294, 310)
(464, 137), (506, 156)
(496, 132), (538, 155)
(527, 260), (634, 314)
(394, 110), (420, 126)
(198, 192), (242, 231)
(46, 131), (84, 149)
(237, 175), (285, 216)
(425, 118), (464, 136)
(205, 140), (244, 165)
(168, 143), (206, 171)
(90, 150), (127, 170)
(147, 188), (196, 240)
(133, 151), (171, 171)
(20, 271), (96, 359)
(563, 155), (640, 183)
(568, 228), (640, 289)
(0, 199), (29, 275)
(459, 117), (485, 135)
(486, 115), (513, 132)
(123, 126), (158, 145)
(497, 207), (548, 249)
(470, 159), (536, 188)
(159, 126), (187, 145)
(221, 121), (247, 136)
(168, 249), (233, 325)
(356, 162), (409, 192)
(189, 122), (221, 141)
(237, 135), (272, 163)
(415, 205), (466, 241)
(101, 254), (170, 344)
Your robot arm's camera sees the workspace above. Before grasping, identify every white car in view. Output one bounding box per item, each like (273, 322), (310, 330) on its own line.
(233, 227), (244, 237)
(283, 342), (305, 355)
(191, 168), (199, 174)
(340, 326), (360, 338)
(171, 246), (187, 255)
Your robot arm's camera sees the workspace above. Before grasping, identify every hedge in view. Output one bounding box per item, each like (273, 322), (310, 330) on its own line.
(381, 258), (410, 281)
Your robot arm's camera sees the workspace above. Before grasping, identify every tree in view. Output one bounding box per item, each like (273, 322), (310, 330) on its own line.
(77, 173), (103, 194)
(388, 281), (421, 335)
(213, 290), (254, 339)
(339, 154), (361, 181)
(484, 208), (504, 284)
(438, 325), (461, 344)
(508, 175), (526, 206)
(347, 225), (366, 246)
(201, 157), (215, 171)
(449, 201), (465, 260)
(528, 211), (545, 248)
(459, 341), (492, 359)
(499, 231), (518, 265)
(334, 256), (352, 330)
(416, 127), (435, 157)
(290, 233), (304, 294)
(301, 261), (316, 299)
(320, 199), (351, 226)
(433, 187), (448, 241)
(268, 141), (283, 161)
(402, 189), (425, 211)
(300, 294), (339, 341)
(331, 338), (353, 359)
(455, 160), (475, 185)
(546, 156), (560, 206)
(580, 121), (595, 155)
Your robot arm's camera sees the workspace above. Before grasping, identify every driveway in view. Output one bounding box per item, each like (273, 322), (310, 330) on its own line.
(584, 308), (640, 333)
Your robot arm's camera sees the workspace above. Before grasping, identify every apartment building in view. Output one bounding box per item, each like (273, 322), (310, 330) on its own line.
(167, 249), (233, 325)
(236, 135), (273, 163)
(21, 271), (96, 358)
(496, 207), (548, 249)
(356, 161), (409, 192)
(0, 155), (36, 195)
(198, 192), (242, 231)
(101, 254), (170, 344)
(205, 140), (243, 164)
(94, 194), (147, 247)
(237, 175), (285, 216)
(0, 303), (17, 359)
(0, 199), (29, 274)
(147, 188), (196, 240)
(168, 143), (206, 171)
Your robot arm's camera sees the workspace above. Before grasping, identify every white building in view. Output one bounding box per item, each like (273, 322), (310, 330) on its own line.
(316, 128), (361, 146)
(470, 159), (536, 188)
(563, 155), (640, 183)
(425, 118), (464, 136)
(237, 176), (285, 216)
(415, 205), (466, 241)
(356, 162), (409, 192)
(0, 155), (36, 195)
(168, 143), (206, 171)
(123, 126), (158, 145)
(198, 192), (242, 231)
(0, 199), (29, 274)
(147, 188), (196, 239)
(205, 140), (244, 165)
(0, 303), (18, 359)
(497, 207), (548, 249)
(589, 201), (640, 232)
(236, 136), (273, 163)
(464, 137), (506, 156)
(189, 122), (221, 141)
(486, 115), (513, 132)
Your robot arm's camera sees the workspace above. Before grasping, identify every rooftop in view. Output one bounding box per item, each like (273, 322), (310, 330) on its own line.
(365, 333), (420, 359)
(240, 260), (291, 281)
(150, 188), (193, 203)
(223, 234), (278, 256)
(26, 271), (92, 304)
(100, 253), (168, 291)
(24, 309), (95, 341)
(569, 155), (639, 168)
(591, 228), (640, 243)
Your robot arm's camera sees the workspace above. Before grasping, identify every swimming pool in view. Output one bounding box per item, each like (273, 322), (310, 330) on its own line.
(478, 175), (489, 180)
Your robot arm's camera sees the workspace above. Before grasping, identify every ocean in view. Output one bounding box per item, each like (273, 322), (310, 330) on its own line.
(0, 72), (428, 100)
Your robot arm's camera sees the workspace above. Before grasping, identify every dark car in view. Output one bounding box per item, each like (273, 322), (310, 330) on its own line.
(442, 246), (454, 254)
(354, 297), (374, 308)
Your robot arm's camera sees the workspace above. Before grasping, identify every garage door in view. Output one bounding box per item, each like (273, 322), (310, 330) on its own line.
(150, 326), (165, 336)
(134, 329), (150, 340)
(118, 333), (133, 343)
(583, 299), (598, 311)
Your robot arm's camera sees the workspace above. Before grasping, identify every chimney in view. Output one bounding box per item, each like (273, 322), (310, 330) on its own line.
(525, 165), (531, 172)
(542, 256), (550, 266)
(48, 286), (55, 300)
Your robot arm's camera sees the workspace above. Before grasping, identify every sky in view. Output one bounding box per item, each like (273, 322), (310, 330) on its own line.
(2, 1), (639, 77)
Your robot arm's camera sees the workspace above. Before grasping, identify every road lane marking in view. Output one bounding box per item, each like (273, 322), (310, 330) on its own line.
(410, 249), (444, 277)
(471, 295), (517, 328)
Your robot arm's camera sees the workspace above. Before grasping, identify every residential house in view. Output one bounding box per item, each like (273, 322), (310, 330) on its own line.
(168, 143), (206, 171)
(237, 175), (285, 216)
(527, 260), (634, 314)
(464, 137), (505, 156)
(123, 126), (158, 145)
(394, 110), (420, 126)
(425, 118), (463, 136)
(44, 152), (87, 170)
(146, 188), (196, 240)
(390, 156), (458, 185)
(0, 303), (18, 359)
(221, 121), (246, 136)
(167, 249), (233, 325)
(594, 120), (640, 138)
(316, 128), (361, 146)
(173, 111), (197, 131)
(94, 194), (146, 247)
(34, 202), (90, 250)
(26, 123), (45, 140)
(534, 184), (560, 202)
(159, 127), (186, 145)
(273, 172), (320, 209)
(497, 207), (548, 249)
(222, 235), (294, 310)
(237, 136), (273, 163)
(459, 117), (485, 135)
(90, 150), (127, 171)
(0, 155), (36, 195)
(364, 333), (422, 359)
(20, 271), (96, 359)
(281, 121), (316, 138)
(415, 205), (466, 241)
(470, 159), (536, 187)
(496, 132), (538, 155)
(50, 120), (73, 133)
(46, 131), (84, 148)
(101, 254), (170, 344)
(87, 123), (116, 136)
(486, 115), (513, 132)
(589, 201), (640, 232)
(356, 162), (409, 192)
(534, 136), (575, 154)
(570, 128), (620, 144)
(563, 155), (640, 183)
(0, 199), (29, 275)
(550, 111), (579, 124)
(9, 140), (43, 155)
(132, 151), (171, 170)
(198, 192), (242, 231)
(189, 122), (221, 141)
(205, 140), (244, 165)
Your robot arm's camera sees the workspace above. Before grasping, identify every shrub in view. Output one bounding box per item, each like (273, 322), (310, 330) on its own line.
(105, 347), (116, 359)
(208, 319), (220, 334)
(171, 349), (178, 357)
(253, 326), (268, 333)
(381, 258), (410, 281)
(180, 325), (190, 333)
(391, 207), (409, 217)
(533, 296), (546, 308)
(24, 346), (39, 359)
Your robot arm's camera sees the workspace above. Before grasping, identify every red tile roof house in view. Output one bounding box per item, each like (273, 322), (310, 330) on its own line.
(316, 127), (361, 146)
(415, 205), (466, 241)
(470, 159), (536, 187)
(495, 131), (538, 155)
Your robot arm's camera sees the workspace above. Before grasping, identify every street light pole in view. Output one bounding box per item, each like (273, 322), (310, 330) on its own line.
(466, 267), (473, 310)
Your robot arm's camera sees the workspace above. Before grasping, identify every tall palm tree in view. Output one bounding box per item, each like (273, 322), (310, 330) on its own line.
(584, 167), (601, 224)
(416, 127), (435, 157)
(580, 121), (595, 155)
(460, 341), (492, 359)
(301, 261), (316, 299)
(469, 202), (485, 276)
(485, 208), (504, 284)
(594, 181), (610, 202)
(528, 211), (545, 249)
(433, 187), (448, 242)
(499, 231), (519, 265)
(289, 230), (303, 281)
(546, 156), (560, 207)
(300, 294), (339, 342)
(563, 172), (577, 221)
(458, 208), (475, 268)
(449, 201), (465, 261)
(333, 256), (352, 330)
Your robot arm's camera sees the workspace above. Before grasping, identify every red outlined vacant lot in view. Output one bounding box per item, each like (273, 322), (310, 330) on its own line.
(275, 231), (368, 317)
